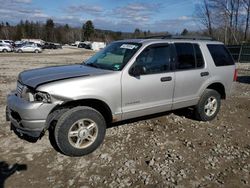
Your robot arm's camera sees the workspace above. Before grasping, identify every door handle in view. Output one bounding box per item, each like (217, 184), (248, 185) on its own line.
(161, 76), (172, 82)
(200, 72), (209, 77)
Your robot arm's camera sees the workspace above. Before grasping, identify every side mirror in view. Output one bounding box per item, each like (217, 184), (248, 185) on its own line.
(130, 65), (146, 77)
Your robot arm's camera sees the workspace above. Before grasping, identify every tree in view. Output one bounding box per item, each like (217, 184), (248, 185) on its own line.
(181, 28), (189, 35)
(134, 28), (141, 38)
(209, 0), (243, 44)
(195, 0), (213, 36)
(83, 20), (95, 41)
(195, 0), (248, 44)
(243, 0), (250, 41)
(45, 18), (55, 41)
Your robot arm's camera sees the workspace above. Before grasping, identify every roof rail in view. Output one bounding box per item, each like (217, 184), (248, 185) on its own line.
(143, 35), (214, 41)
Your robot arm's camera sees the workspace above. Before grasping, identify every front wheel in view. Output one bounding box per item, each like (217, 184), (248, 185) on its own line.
(54, 106), (106, 156)
(34, 50), (39, 53)
(3, 49), (7, 53)
(195, 89), (221, 121)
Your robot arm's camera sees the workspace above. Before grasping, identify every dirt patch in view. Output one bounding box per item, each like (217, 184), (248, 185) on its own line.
(0, 49), (250, 188)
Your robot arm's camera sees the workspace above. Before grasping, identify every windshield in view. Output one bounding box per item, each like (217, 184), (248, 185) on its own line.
(84, 42), (142, 71)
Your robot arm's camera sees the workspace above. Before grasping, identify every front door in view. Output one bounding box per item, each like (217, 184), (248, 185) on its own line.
(121, 43), (175, 120)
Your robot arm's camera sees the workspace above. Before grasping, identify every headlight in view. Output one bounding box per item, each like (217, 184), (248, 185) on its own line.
(21, 86), (51, 103)
(34, 92), (52, 103)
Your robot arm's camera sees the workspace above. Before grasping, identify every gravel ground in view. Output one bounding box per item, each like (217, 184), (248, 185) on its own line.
(0, 48), (250, 188)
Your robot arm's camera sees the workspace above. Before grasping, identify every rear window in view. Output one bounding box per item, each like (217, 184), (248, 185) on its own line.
(207, 44), (235, 66)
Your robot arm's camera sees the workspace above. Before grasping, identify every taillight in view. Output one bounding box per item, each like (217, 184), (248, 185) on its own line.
(233, 69), (238, 82)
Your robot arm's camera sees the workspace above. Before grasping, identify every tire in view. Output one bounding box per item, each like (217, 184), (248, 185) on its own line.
(195, 89), (221, 121)
(34, 50), (39, 53)
(18, 49), (22, 53)
(54, 106), (106, 156)
(3, 49), (7, 53)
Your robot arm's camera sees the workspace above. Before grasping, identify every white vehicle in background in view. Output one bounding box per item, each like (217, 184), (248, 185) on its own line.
(75, 41), (106, 51)
(0, 43), (13, 52)
(21, 39), (45, 46)
(0, 40), (14, 47)
(90, 42), (106, 51)
(15, 43), (42, 53)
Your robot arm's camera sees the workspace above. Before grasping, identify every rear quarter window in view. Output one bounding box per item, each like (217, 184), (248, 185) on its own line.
(207, 44), (235, 66)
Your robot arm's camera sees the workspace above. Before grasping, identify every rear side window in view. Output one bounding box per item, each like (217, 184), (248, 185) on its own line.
(194, 44), (204, 68)
(207, 44), (235, 66)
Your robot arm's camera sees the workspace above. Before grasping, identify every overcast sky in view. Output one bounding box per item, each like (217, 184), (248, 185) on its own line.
(0, 0), (201, 33)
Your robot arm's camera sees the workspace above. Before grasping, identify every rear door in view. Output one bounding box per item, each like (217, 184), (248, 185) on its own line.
(173, 43), (209, 109)
(121, 43), (175, 120)
(22, 45), (30, 52)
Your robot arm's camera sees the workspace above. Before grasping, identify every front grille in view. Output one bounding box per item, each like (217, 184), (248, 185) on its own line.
(16, 82), (24, 97)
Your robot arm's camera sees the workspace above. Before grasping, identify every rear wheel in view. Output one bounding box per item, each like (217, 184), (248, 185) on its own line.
(54, 106), (106, 156)
(195, 89), (221, 121)
(18, 49), (22, 53)
(34, 49), (39, 53)
(3, 49), (7, 53)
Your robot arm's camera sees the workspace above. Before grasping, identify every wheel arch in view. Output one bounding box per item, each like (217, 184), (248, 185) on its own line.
(206, 82), (226, 99)
(45, 98), (113, 131)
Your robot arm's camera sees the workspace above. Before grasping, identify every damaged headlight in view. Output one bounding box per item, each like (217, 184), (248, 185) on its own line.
(21, 86), (51, 103)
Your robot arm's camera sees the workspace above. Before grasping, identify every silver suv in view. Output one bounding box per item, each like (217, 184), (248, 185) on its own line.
(6, 36), (236, 156)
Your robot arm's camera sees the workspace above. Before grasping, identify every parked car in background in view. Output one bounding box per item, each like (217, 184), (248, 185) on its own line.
(77, 41), (106, 51)
(54, 43), (62, 49)
(0, 44), (13, 52)
(78, 42), (91, 49)
(14, 44), (42, 53)
(91, 42), (106, 51)
(21, 39), (45, 46)
(0, 40), (14, 47)
(42, 42), (62, 49)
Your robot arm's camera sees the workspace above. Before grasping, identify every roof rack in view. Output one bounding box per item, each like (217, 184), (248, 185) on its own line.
(143, 35), (214, 41)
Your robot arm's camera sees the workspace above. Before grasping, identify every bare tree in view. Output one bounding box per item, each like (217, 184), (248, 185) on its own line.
(234, 0), (240, 32)
(195, 0), (213, 36)
(206, 0), (242, 43)
(243, 0), (250, 41)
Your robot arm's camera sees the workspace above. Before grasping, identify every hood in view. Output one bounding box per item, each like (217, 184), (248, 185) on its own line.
(18, 64), (110, 88)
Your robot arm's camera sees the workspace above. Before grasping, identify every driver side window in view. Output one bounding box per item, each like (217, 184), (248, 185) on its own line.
(134, 44), (171, 75)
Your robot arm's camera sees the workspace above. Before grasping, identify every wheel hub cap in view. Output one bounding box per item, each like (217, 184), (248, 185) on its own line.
(204, 97), (218, 117)
(68, 119), (98, 149)
(78, 129), (88, 138)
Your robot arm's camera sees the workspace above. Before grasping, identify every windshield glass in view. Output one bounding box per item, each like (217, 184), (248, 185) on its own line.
(84, 42), (141, 71)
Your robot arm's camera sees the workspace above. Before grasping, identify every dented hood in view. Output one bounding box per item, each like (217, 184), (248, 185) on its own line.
(18, 64), (110, 88)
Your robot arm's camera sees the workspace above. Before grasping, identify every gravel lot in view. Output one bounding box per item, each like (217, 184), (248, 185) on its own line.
(0, 48), (250, 188)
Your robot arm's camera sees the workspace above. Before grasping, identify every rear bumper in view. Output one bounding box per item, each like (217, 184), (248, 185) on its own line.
(6, 93), (56, 138)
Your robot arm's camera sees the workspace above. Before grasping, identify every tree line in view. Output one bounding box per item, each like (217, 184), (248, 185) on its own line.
(0, 19), (153, 44)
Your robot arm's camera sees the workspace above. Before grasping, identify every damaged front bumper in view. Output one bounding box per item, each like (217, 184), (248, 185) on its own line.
(6, 93), (57, 138)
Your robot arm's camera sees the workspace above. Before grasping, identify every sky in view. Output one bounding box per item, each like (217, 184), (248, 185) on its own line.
(0, 0), (202, 33)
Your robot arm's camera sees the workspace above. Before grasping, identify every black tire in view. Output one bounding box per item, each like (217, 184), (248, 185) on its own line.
(195, 89), (221, 121)
(54, 106), (106, 156)
(3, 49), (7, 53)
(18, 49), (22, 53)
(34, 50), (39, 53)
